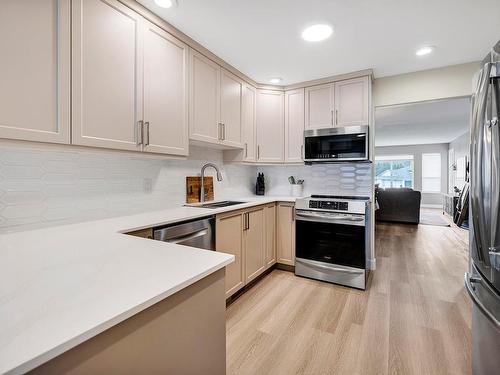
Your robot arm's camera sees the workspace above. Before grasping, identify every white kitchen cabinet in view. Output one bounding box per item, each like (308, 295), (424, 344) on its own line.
(220, 69), (242, 147)
(241, 84), (257, 162)
(189, 49), (221, 144)
(277, 202), (295, 266)
(72, 0), (143, 151)
(334, 76), (369, 127)
(142, 20), (189, 155)
(73, 0), (188, 156)
(244, 206), (266, 283)
(0, 0), (70, 144)
(305, 83), (334, 129)
(285, 89), (305, 163)
(264, 203), (277, 269)
(256, 90), (284, 163)
(189, 50), (242, 148)
(216, 210), (245, 298)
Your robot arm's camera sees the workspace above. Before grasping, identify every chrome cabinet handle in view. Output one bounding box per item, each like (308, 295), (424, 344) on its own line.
(292, 206), (295, 221)
(136, 120), (143, 145)
(257, 145), (260, 160)
(144, 122), (150, 146)
(247, 212), (250, 229)
(217, 123), (222, 140)
(335, 109), (338, 126)
(222, 123), (226, 140)
(330, 110), (333, 126)
(301, 145), (304, 159)
(245, 142), (248, 158)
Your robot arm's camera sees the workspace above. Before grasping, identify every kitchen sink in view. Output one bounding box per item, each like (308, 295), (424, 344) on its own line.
(190, 200), (246, 209)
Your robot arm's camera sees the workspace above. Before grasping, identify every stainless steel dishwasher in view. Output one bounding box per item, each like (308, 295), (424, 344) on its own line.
(153, 216), (215, 250)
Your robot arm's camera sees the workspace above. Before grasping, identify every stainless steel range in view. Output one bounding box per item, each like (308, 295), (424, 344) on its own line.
(295, 195), (371, 289)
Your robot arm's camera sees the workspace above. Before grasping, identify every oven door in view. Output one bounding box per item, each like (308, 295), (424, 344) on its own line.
(295, 211), (366, 269)
(304, 126), (368, 162)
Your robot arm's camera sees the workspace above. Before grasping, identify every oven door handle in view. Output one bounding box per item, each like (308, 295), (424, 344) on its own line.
(295, 211), (365, 225)
(296, 258), (365, 274)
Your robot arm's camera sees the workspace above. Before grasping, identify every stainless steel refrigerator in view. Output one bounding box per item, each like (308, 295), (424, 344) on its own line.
(467, 39), (500, 375)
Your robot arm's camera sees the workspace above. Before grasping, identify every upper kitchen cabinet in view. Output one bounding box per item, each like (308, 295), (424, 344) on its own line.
(72, 0), (188, 156)
(256, 90), (284, 163)
(0, 0), (70, 144)
(305, 83), (334, 129)
(189, 50), (242, 149)
(334, 76), (370, 127)
(241, 84), (257, 162)
(220, 69), (242, 147)
(305, 76), (370, 129)
(285, 89), (305, 163)
(189, 50), (221, 144)
(142, 20), (189, 156)
(72, 0), (143, 152)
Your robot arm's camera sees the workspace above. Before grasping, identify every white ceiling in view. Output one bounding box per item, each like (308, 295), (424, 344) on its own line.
(137, 0), (500, 85)
(375, 98), (470, 147)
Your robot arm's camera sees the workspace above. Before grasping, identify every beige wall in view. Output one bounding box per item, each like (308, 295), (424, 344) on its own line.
(373, 62), (479, 107)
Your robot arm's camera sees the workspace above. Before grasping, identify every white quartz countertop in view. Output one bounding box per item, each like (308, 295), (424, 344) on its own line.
(0, 196), (298, 375)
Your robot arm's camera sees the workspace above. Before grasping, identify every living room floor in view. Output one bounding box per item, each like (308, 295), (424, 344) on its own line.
(226, 217), (471, 375)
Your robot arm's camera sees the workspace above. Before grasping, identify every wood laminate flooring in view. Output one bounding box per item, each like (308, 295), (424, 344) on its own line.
(226, 222), (471, 375)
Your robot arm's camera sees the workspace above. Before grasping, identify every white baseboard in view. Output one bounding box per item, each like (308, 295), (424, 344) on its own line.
(421, 204), (442, 209)
(367, 258), (376, 270)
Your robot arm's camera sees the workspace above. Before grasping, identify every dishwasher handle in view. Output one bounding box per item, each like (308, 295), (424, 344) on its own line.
(166, 229), (209, 244)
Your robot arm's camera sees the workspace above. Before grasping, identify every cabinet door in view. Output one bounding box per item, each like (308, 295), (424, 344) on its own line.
(241, 84), (256, 162)
(189, 50), (220, 144)
(277, 203), (295, 266)
(0, 0), (70, 144)
(285, 89), (305, 163)
(216, 212), (244, 298)
(305, 83), (333, 129)
(142, 21), (188, 156)
(256, 90), (284, 163)
(334, 76), (369, 127)
(244, 207), (265, 283)
(72, 0), (142, 151)
(220, 69), (242, 147)
(264, 204), (277, 268)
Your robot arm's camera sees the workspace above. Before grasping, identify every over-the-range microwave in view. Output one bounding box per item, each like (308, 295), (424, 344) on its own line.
(303, 125), (369, 163)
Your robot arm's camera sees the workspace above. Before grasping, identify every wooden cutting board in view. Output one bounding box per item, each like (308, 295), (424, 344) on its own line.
(186, 176), (214, 203)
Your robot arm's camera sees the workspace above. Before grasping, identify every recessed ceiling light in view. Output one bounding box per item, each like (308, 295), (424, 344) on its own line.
(269, 78), (282, 84)
(416, 46), (435, 56)
(301, 24), (333, 42)
(154, 0), (174, 8)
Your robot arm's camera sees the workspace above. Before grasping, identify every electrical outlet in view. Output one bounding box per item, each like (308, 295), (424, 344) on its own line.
(143, 178), (153, 193)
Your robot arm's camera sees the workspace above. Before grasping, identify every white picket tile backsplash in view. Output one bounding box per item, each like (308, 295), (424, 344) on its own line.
(0, 140), (373, 232)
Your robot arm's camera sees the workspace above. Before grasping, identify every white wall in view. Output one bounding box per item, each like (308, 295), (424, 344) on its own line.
(375, 143), (449, 206)
(373, 62), (479, 107)
(0, 141), (255, 233)
(448, 131), (470, 193)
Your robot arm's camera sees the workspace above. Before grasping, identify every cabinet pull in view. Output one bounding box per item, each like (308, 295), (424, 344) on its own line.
(257, 145), (260, 160)
(301, 144), (304, 159)
(222, 123), (226, 140)
(217, 123), (222, 140)
(292, 206), (295, 221)
(245, 142), (248, 158)
(136, 120), (143, 145)
(144, 122), (150, 146)
(247, 212), (250, 230)
(335, 109), (338, 126)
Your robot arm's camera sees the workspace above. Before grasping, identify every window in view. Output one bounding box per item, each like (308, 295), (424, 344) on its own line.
(422, 153), (442, 192)
(375, 155), (414, 189)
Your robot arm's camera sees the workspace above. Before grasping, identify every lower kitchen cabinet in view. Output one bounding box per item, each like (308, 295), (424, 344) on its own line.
(216, 211), (244, 298)
(277, 202), (295, 266)
(264, 203), (277, 268)
(244, 206), (265, 283)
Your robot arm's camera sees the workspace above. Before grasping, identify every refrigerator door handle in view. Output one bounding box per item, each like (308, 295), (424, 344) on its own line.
(465, 273), (500, 329)
(471, 63), (493, 265)
(490, 76), (500, 270)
